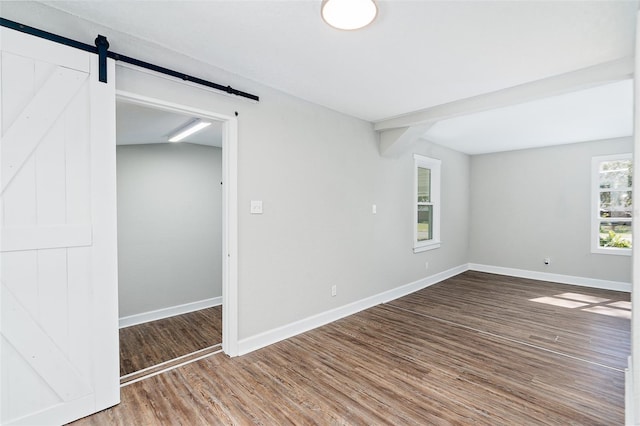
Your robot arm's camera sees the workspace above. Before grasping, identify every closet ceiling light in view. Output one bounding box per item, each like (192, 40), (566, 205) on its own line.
(321, 0), (378, 30)
(168, 119), (212, 143)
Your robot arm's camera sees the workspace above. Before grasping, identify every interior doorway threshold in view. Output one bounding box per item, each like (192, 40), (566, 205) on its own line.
(120, 344), (222, 387)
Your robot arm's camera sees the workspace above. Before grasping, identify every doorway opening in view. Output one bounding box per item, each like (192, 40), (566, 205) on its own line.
(114, 91), (238, 383)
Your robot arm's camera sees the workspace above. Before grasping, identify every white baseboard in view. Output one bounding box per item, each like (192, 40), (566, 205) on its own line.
(468, 263), (631, 292)
(119, 296), (222, 328)
(236, 262), (630, 356)
(237, 264), (468, 356)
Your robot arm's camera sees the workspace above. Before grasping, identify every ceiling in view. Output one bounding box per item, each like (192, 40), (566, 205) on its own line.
(424, 79), (634, 155)
(41, 0), (637, 154)
(116, 101), (223, 147)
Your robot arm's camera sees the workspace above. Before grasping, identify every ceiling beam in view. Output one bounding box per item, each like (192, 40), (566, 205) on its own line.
(374, 56), (634, 132)
(379, 124), (433, 158)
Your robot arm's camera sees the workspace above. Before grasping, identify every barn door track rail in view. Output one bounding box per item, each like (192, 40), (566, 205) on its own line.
(0, 17), (260, 102)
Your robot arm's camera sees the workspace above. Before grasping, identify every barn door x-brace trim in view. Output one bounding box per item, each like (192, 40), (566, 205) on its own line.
(0, 17), (260, 102)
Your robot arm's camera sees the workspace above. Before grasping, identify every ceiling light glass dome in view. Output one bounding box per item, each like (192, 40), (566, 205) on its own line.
(321, 0), (378, 30)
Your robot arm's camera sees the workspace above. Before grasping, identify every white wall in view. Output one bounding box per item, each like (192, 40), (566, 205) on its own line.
(13, 1), (627, 344)
(1, 3), (471, 341)
(116, 143), (222, 317)
(469, 137), (632, 284)
(118, 71), (471, 340)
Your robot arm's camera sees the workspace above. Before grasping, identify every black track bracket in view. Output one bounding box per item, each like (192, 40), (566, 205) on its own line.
(95, 35), (110, 83)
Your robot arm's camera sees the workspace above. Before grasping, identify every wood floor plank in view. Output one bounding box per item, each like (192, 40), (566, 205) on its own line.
(119, 306), (222, 376)
(72, 273), (626, 425)
(387, 271), (630, 370)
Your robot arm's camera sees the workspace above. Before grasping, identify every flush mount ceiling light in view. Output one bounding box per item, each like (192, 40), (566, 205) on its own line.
(168, 118), (212, 143)
(321, 0), (378, 30)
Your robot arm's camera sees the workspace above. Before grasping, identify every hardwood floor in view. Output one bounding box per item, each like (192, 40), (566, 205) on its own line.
(119, 306), (222, 376)
(387, 271), (630, 370)
(73, 272), (629, 425)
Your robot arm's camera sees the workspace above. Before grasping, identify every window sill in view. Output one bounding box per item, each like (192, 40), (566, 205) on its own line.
(591, 247), (632, 256)
(414, 242), (441, 253)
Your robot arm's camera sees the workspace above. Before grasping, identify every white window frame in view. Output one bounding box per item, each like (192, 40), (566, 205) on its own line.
(591, 153), (632, 256)
(414, 154), (441, 253)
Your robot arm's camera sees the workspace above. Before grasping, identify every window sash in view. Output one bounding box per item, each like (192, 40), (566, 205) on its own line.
(417, 203), (433, 242)
(414, 154), (441, 253)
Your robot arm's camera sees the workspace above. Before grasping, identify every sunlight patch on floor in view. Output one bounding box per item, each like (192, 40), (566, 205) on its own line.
(582, 306), (631, 319)
(530, 297), (588, 309)
(530, 292), (631, 319)
(555, 293), (609, 304)
(608, 301), (631, 310)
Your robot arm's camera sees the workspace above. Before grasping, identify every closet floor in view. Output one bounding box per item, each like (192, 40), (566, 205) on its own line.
(119, 306), (222, 376)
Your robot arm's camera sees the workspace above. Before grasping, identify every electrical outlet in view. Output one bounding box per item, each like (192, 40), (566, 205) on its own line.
(544, 257), (551, 265)
(425, 261), (429, 271)
(331, 285), (337, 297)
(250, 200), (263, 214)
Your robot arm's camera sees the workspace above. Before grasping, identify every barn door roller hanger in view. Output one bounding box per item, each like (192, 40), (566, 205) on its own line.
(0, 17), (260, 102)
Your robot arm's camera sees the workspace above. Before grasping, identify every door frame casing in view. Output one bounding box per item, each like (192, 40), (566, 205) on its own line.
(115, 90), (239, 356)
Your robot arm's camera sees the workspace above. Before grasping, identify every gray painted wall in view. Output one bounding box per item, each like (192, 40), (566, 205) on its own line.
(469, 137), (632, 283)
(116, 143), (222, 317)
(112, 67), (471, 339)
(6, 3), (627, 344)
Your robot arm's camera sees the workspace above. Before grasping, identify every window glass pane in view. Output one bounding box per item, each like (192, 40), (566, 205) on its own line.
(599, 191), (632, 218)
(599, 221), (632, 248)
(417, 167), (431, 203)
(600, 160), (632, 189)
(417, 205), (432, 241)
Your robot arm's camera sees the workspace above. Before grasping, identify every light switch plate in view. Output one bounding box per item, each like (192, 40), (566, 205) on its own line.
(250, 200), (263, 214)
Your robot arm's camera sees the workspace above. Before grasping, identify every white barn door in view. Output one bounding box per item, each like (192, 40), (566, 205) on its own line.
(0, 28), (119, 424)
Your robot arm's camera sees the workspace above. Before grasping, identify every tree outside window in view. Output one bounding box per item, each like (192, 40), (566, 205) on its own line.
(592, 154), (632, 254)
